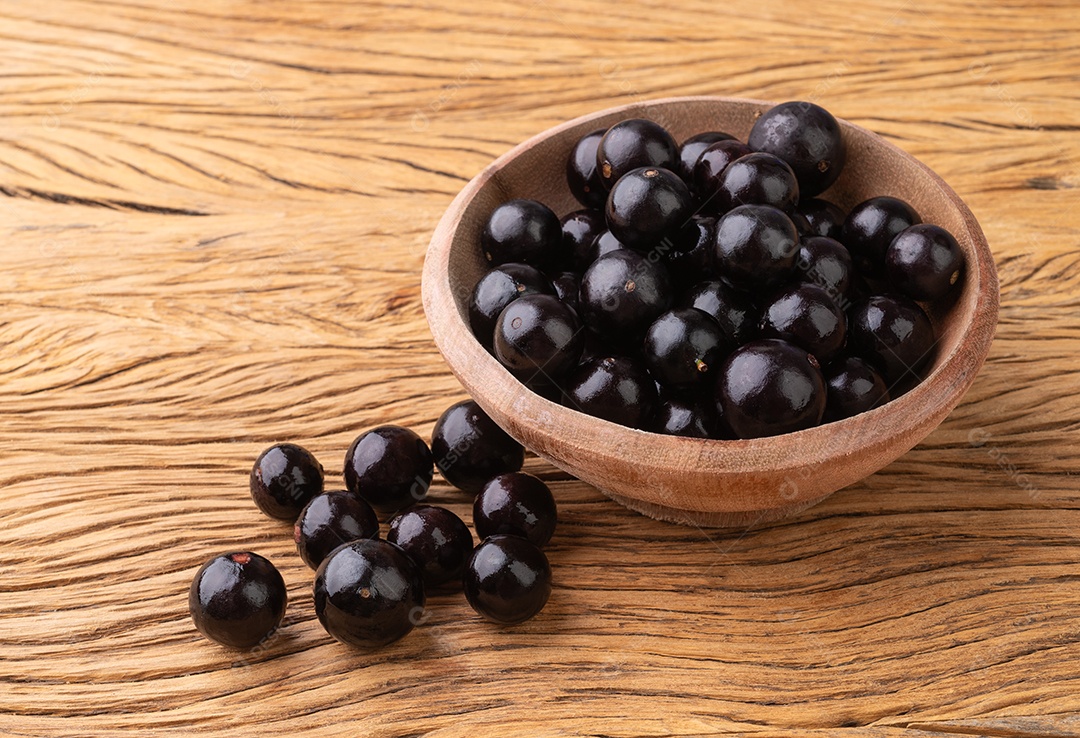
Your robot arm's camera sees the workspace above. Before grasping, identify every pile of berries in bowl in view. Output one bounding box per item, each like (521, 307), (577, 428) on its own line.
(189, 400), (557, 651)
(423, 96), (998, 525)
(473, 102), (962, 438)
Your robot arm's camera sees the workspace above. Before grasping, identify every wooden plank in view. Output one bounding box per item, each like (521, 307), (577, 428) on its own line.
(0, 0), (1078, 734)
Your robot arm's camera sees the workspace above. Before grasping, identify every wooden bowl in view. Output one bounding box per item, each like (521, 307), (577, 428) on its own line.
(422, 96), (999, 527)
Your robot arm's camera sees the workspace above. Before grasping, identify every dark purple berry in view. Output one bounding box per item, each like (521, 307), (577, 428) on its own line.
(189, 552), (287, 649)
(474, 472), (557, 547)
(605, 166), (692, 250)
(717, 339), (826, 439)
(250, 443), (324, 522)
(482, 199), (561, 267)
(848, 294), (936, 386)
(469, 263), (554, 350)
(797, 198), (845, 240)
(651, 392), (716, 439)
(344, 426), (434, 511)
(551, 271), (580, 312)
(759, 284), (847, 362)
(464, 535), (552, 624)
(885, 224), (965, 300)
(714, 204), (800, 288)
(680, 279), (759, 345)
(748, 101), (846, 197)
(596, 118), (678, 189)
(561, 208), (606, 271)
(565, 355), (657, 429)
(678, 131), (736, 183)
(714, 152), (800, 213)
(586, 229), (628, 266)
(387, 505), (474, 588)
(566, 128), (607, 209)
(643, 308), (731, 389)
(823, 356), (891, 422)
(842, 196), (921, 277)
(431, 400), (524, 493)
(579, 250), (672, 343)
(294, 491), (380, 570)
(661, 216), (717, 287)
(493, 294), (584, 381)
(693, 140), (753, 210)
(314, 539), (425, 649)
(796, 236), (854, 302)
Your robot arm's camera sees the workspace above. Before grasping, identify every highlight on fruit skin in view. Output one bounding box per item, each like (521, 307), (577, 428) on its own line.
(189, 551), (287, 649)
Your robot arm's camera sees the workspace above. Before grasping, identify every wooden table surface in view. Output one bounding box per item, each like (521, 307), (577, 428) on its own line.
(2, 1), (1078, 735)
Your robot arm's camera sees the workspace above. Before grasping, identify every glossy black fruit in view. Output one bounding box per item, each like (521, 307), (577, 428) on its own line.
(605, 166), (693, 250)
(189, 552), (287, 648)
(469, 263), (554, 350)
(650, 392), (716, 439)
(474, 472), (557, 547)
(759, 284), (847, 362)
(314, 539), (425, 649)
(565, 355), (657, 428)
(294, 491), (380, 570)
(717, 338), (827, 438)
(885, 224), (965, 300)
(463, 535), (552, 624)
(680, 279), (759, 345)
(693, 140), (753, 210)
(842, 196), (921, 277)
(714, 204), (800, 288)
(494, 294), (584, 381)
(661, 216), (716, 287)
(561, 208), (607, 271)
(714, 152), (800, 213)
(586, 229), (628, 266)
(344, 426), (434, 511)
(797, 198), (845, 240)
(643, 308), (731, 389)
(596, 118), (679, 189)
(578, 250), (672, 342)
(431, 400), (524, 493)
(482, 199), (561, 267)
(748, 101), (846, 197)
(551, 271), (580, 312)
(250, 443), (324, 521)
(848, 295), (936, 386)
(678, 131), (736, 183)
(796, 236), (854, 302)
(566, 128), (608, 209)
(387, 505), (474, 588)
(823, 356), (891, 422)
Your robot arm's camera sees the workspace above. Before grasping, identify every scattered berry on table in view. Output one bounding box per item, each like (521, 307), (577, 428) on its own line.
(464, 535), (552, 624)
(387, 505), (474, 588)
(189, 552), (287, 649)
(344, 425), (434, 512)
(314, 539), (425, 649)
(250, 443), (324, 522)
(294, 491), (379, 570)
(474, 472), (557, 547)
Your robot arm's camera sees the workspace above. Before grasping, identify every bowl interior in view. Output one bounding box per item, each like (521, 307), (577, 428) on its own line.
(426, 96), (997, 523)
(445, 98), (979, 380)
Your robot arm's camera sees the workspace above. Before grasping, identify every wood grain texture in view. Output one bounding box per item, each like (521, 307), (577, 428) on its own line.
(0, 0), (1078, 735)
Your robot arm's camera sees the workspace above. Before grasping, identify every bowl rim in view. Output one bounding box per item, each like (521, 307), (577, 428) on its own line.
(422, 95), (999, 479)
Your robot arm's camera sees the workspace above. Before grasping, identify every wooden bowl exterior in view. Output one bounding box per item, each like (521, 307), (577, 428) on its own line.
(422, 96), (999, 527)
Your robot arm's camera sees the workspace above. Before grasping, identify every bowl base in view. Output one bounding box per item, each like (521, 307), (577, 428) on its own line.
(601, 489), (832, 529)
